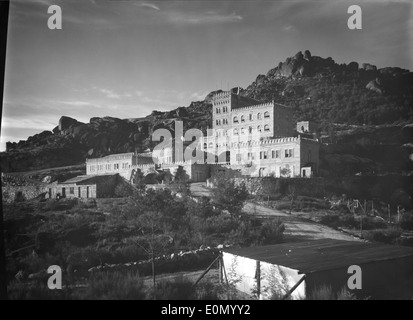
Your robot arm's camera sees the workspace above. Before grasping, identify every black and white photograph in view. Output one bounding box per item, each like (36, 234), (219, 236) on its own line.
(0, 0), (412, 303)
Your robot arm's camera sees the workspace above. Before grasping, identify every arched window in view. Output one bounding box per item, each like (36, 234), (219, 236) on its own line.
(257, 113), (261, 120)
(257, 125), (262, 132)
(241, 128), (245, 135)
(233, 116), (239, 123)
(248, 126), (252, 134)
(264, 111), (270, 118)
(233, 128), (239, 135)
(264, 124), (270, 131)
(241, 115), (245, 122)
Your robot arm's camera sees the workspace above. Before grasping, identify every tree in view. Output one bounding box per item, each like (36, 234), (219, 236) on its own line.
(280, 168), (291, 178)
(287, 185), (297, 214)
(211, 177), (249, 218)
(259, 178), (279, 205)
(136, 210), (173, 296)
(130, 188), (182, 296)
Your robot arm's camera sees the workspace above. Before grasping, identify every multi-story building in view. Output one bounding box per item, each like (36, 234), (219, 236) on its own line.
(203, 91), (319, 177)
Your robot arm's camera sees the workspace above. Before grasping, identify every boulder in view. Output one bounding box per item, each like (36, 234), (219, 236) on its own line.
(58, 116), (82, 132)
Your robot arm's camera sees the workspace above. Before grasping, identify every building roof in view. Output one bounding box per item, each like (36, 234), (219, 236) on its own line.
(223, 239), (413, 274)
(59, 174), (117, 185)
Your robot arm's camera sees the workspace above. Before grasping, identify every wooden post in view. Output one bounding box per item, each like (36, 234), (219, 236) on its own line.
(371, 199), (374, 216)
(219, 254), (223, 283)
(388, 204), (391, 223)
(193, 255), (221, 287)
(360, 206), (363, 237)
(282, 275), (306, 300)
(397, 205), (401, 228)
(256, 260), (261, 300)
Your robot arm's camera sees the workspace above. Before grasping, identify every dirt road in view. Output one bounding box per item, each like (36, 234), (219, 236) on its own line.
(190, 183), (360, 242)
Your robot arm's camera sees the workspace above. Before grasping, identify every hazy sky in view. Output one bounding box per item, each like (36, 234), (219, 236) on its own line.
(1, 0), (412, 150)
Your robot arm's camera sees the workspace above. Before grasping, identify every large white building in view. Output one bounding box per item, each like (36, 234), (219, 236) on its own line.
(202, 91), (319, 177)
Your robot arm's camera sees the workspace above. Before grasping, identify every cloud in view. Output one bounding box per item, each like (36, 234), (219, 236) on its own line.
(164, 11), (243, 25)
(139, 2), (160, 11)
(93, 87), (131, 99)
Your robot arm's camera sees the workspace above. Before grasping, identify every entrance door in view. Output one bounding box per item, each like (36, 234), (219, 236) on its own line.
(78, 187), (81, 198)
(86, 186), (89, 198)
(62, 187), (66, 198)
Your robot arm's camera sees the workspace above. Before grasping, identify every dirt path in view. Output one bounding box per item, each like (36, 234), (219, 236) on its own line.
(190, 183), (360, 242)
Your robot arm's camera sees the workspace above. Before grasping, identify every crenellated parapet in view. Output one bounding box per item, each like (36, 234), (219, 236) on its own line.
(231, 101), (274, 112)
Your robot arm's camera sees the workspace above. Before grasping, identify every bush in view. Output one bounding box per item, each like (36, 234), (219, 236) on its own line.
(114, 183), (133, 198)
(255, 219), (285, 245)
(362, 228), (401, 244)
(400, 212), (413, 231)
(152, 276), (195, 300)
(8, 280), (72, 300)
(79, 271), (146, 300)
(308, 285), (357, 300)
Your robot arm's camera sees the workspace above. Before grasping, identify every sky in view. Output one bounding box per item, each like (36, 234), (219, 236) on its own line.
(1, 0), (412, 150)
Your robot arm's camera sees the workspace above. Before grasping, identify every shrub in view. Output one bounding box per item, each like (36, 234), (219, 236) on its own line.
(152, 276), (195, 300)
(8, 280), (72, 300)
(308, 285), (357, 300)
(255, 219), (285, 245)
(362, 228), (401, 244)
(79, 271), (146, 300)
(400, 212), (413, 231)
(114, 183), (133, 198)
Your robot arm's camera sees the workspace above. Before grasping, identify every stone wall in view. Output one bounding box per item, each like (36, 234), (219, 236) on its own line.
(2, 184), (47, 204)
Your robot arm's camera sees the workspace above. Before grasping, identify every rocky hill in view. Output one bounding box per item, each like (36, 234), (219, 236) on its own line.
(1, 50), (412, 174)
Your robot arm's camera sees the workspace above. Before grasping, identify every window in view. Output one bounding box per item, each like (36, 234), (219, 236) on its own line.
(260, 151), (267, 159)
(257, 113), (261, 120)
(257, 125), (262, 132)
(233, 128), (239, 135)
(236, 154), (242, 162)
(216, 108), (221, 114)
(285, 149), (293, 158)
(241, 115), (245, 122)
(209, 142), (213, 148)
(69, 187), (74, 195)
(249, 114), (253, 121)
(264, 111), (270, 118)
(247, 152), (255, 160)
(114, 163), (119, 170)
(241, 128), (245, 135)
(248, 126), (252, 134)
(233, 116), (239, 123)
(264, 124), (270, 131)
(276, 150), (280, 158)
(204, 143), (207, 149)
